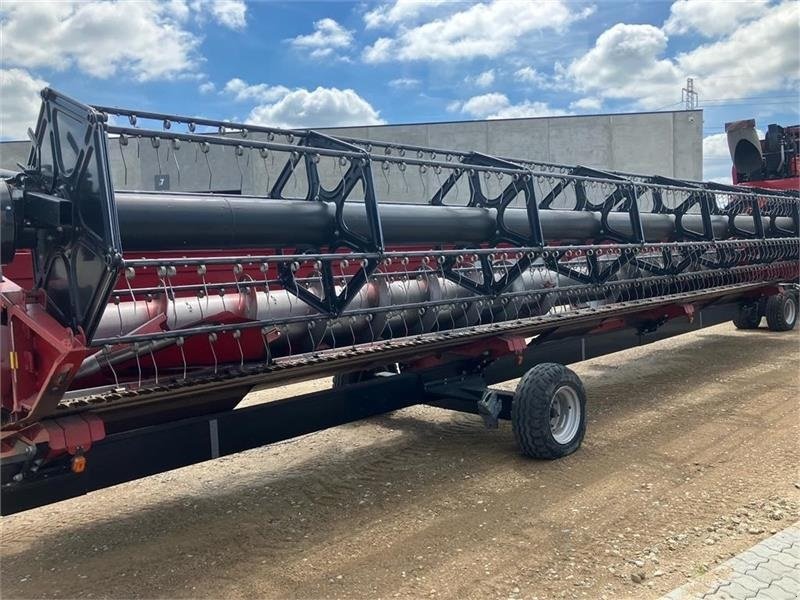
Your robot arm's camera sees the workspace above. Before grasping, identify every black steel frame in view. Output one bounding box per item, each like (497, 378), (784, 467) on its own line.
(20, 89), (122, 338)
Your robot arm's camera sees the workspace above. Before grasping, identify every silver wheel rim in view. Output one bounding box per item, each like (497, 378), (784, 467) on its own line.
(549, 385), (581, 444)
(783, 296), (796, 324)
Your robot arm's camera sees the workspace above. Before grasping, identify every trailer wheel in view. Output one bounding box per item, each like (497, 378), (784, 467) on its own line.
(765, 293), (798, 332)
(732, 303), (761, 329)
(512, 363), (587, 459)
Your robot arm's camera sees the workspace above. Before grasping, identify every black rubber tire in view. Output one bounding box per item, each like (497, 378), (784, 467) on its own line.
(512, 363), (587, 459)
(765, 293), (798, 332)
(732, 303), (762, 330)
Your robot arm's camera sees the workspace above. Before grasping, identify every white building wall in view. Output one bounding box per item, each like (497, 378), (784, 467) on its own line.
(0, 110), (703, 198)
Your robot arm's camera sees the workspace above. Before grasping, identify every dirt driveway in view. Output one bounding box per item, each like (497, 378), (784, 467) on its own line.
(2, 322), (798, 600)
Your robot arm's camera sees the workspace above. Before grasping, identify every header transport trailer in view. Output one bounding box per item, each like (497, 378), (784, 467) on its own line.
(1, 89), (798, 515)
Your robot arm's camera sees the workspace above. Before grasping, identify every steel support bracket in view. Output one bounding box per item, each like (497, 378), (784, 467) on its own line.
(477, 390), (503, 429)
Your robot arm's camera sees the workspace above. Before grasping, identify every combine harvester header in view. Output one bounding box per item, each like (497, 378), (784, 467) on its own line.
(1, 89), (798, 514)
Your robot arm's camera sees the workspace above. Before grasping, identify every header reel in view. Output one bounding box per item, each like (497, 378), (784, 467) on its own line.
(1, 87), (798, 433)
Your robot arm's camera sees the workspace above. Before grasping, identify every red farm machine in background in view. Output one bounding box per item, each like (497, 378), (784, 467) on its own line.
(726, 119), (800, 192)
(1, 89), (798, 515)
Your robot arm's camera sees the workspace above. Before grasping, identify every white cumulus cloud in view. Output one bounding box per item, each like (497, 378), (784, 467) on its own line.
(362, 38), (395, 63)
(664, 0), (768, 37)
(514, 67), (547, 86)
(207, 0), (247, 29)
(467, 69), (496, 88)
(703, 132), (730, 161)
(570, 97), (602, 111)
(460, 92), (509, 117)
(362, 0), (594, 63)
(675, 2), (800, 101)
(1, 1), (196, 81)
(290, 18), (353, 59)
(486, 101), (569, 120)
(564, 2), (800, 109)
(247, 87), (385, 129)
(363, 0), (448, 29)
(186, 0), (247, 28)
(0, 0), (247, 82)
(223, 78), (290, 102)
(458, 92), (568, 120)
(388, 77), (421, 89)
(703, 132), (734, 182)
(565, 23), (681, 109)
(1, 68), (47, 140)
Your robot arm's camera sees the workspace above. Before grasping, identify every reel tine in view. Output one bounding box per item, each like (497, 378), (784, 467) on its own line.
(311, 153), (320, 200)
(284, 325), (293, 357)
(307, 321), (317, 352)
(125, 268), (138, 313)
(290, 151), (299, 191)
(171, 138), (181, 186)
(381, 160), (391, 196)
(150, 346), (159, 385)
(367, 313), (375, 346)
(177, 337), (187, 379)
(152, 136), (162, 176)
(208, 333), (218, 375)
(261, 328), (272, 366)
(119, 134), (129, 185)
(197, 141), (211, 189)
(233, 330), (244, 370)
(260, 148), (271, 193)
(399, 162), (409, 194)
(134, 344), (143, 389)
(104, 345), (120, 388)
(235, 145), (245, 191)
(115, 296), (123, 336)
(325, 320), (335, 351)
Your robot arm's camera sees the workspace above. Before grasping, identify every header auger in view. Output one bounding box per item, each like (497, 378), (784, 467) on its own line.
(1, 88), (798, 514)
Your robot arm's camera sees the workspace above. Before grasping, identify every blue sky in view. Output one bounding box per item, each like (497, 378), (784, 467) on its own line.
(1, 0), (798, 181)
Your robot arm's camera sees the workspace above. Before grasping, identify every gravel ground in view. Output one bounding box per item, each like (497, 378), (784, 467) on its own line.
(1, 322), (798, 600)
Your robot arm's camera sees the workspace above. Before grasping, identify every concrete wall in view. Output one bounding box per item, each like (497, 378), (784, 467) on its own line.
(0, 110), (703, 201)
(323, 110), (702, 180)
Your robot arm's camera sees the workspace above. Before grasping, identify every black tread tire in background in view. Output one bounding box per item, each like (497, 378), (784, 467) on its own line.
(732, 303), (762, 330)
(512, 363), (587, 460)
(765, 293), (798, 332)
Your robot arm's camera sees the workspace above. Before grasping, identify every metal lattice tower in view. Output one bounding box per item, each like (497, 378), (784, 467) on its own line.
(682, 77), (699, 110)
